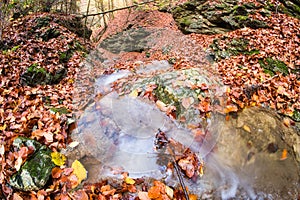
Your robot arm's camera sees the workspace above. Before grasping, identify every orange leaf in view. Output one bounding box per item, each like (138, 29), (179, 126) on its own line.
(224, 105), (238, 114)
(280, 149), (288, 160)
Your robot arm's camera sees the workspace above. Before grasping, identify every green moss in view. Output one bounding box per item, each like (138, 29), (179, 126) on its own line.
(292, 110), (300, 122)
(154, 84), (181, 117)
(215, 3), (227, 9)
(50, 107), (70, 114)
(21, 64), (66, 86)
(9, 137), (55, 191)
(232, 5), (248, 16)
(179, 16), (193, 26)
(41, 28), (60, 42)
(210, 37), (259, 60)
(35, 16), (51, 29)
(245, 49), (260, 55)
(2, 45), (20, 55)
(59, 50), (73, 63)
(259, 58), (289, 76)
(234, 15), (249, 21)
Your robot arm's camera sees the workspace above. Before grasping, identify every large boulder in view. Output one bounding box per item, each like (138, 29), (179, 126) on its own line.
(171, 0), (300, 35)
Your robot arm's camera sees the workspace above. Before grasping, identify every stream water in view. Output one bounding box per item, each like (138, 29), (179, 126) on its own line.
(69, 27), (300, 199)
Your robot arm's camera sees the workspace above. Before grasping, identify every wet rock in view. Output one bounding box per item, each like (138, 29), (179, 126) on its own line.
(9, 137), (55, 191)
(118, 68), (218, 125)
(203, 107), (300, 199)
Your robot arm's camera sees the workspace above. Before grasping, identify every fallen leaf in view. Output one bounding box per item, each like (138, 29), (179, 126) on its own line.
(0, 124), (7, 131)
(156, 100), (167, 112)
(0, 144), (5, 155)
(14, 157), (23, 171)
(182, 97), (194, 109)
(72, 190), (89, 200)
(283, 118), (290, 127)
(165, 186), (174, 199)
(125, 177), (135, 185)
(138, 191), (151, 200)
(189, 194), (198, 200)
(129, 89), (139, 97)
(224, 105), (238, 114)
(243, 125), (251, 133)
(280, 149), (288, 160)
(101, 185), (116, 196)
(71, 160), (87, 185)
(51, 152), (66, 166)
(68, 141), (79, 148)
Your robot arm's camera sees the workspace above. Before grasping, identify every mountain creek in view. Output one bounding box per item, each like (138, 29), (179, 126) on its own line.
(66, 4), (300, 198)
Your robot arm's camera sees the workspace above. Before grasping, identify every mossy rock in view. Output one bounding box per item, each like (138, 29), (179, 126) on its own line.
(258, 58), (289, 76)
(20, 64), (67, 86)
(9, 137), (55, 191)
(40, 28), (60, 41)
(209, 37), (260, 61)
(171, 0), (271, 34)
(120, 68), (217, 125)
(35, 16), (51, 29)
(99, 28), (151, 54)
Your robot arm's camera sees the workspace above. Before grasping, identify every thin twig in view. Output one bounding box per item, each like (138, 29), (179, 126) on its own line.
(83, 0), (91, 43)
(81, 0), (155, 19)
(169, 147), (190, 200)
(261, 74), (279, 84)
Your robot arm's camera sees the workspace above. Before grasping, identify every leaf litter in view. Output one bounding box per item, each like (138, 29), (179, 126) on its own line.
(0, 0), (300, 199)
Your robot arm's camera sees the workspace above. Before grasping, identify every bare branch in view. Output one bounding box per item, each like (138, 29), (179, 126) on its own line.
(81, 0), (155, 18)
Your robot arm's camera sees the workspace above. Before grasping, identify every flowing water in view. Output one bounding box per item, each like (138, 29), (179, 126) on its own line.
(69, 27), (300, 199)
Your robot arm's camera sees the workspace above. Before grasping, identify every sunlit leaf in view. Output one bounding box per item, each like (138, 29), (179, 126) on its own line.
(165, 186), (174, 199)
(125, 177), (135, 185)
(51, 152), (66, 166)
(71, 160), (87, 185)
(243, 125), (251, 133)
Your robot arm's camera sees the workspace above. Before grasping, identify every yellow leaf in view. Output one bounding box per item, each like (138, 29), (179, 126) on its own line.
(280, 149), (288, 160)
(199, 164), (204, 177)
(165, 186), (174, 199)
(125, 177), (135, 185)
(0, 124), (6, 131)
(51, 152), (66, 166)
(243, 125), (251, 133)
(129, 89), (138, 97)
(71, 160), (87, 184)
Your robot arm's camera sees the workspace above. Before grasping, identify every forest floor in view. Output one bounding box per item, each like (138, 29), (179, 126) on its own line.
(0, 0), (299, 199)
